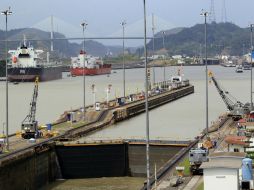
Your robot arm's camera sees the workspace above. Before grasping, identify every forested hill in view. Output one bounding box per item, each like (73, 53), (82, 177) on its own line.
(146, 22), (250, 56)
(0, 28), (117, 59)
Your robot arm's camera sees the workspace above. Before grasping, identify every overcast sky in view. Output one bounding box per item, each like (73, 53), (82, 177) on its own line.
(0, 0), (254, 30)
(1, 0), (254, 37)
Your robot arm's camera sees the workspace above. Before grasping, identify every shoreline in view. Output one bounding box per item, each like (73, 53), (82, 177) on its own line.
(111, 62), (220, 70)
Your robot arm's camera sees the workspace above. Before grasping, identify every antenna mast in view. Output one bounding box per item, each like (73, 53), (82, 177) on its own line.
(221, 0), (227, 23)
(209, 0), (216, 23)
(152, 13), (156, 85)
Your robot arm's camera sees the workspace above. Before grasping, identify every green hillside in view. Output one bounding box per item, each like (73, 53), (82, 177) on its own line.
(145, 22), (250, 56)
(0, 28), (110, 59)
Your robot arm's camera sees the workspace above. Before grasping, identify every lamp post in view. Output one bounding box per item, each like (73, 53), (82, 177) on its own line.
(80, 22), (88, 117)
(106, 84), (112, 105)
(242, 44), (245, 56)
(162, 31), (166, 82)
(2, 122), (5, 138)
(143, 1), (150, 189)
(200, 10), (209, 138)
(250, 24), (254, 111)
(1, 7), (12, 151)
(121, 21), (126, 98)
(91, 84), (96, 108)
(152, 13), (156, 86)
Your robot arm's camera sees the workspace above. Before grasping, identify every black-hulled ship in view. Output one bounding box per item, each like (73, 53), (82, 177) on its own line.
(8, 38), (63, 82)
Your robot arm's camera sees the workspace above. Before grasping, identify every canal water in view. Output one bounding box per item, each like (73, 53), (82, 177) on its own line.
(86, 65), (250, 141)
(0, 65), (250, 189)
(0, 65), (249, 138)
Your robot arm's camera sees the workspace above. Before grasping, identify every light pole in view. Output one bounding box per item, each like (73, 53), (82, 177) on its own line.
(121, 21), (126, 98)
(200, 43), (203, 64)
(152, 13), (156, 86)
(1, 7), (12, 151)
(250, 24), (254, 111)
(106, 84), (112, 105)
(80, 22), (88, 117)
(162, 31), (166, 82)
(143, 1), (150, 189)
(91, 84), (96, 108)
(242, 44), (245, 56)
(200, 10), (209, 138)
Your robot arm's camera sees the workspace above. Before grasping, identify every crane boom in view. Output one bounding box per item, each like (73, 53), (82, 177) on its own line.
(208, 71), (236, 110)
(21, 77), (39, 139)
(27, 77), (38, 122)
(208, 71), (247, 120)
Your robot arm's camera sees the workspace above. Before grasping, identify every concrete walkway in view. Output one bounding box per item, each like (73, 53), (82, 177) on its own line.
(152, 117), (236, 190)
(156, 179), (171, 189)
(183, 176), (201, 190)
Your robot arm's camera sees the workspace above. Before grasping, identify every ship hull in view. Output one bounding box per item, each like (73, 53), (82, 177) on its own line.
(70, 65), (112, 76)
(8, 66), (63, 82)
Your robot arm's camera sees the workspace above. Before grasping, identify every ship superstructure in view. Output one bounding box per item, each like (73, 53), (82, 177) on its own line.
(8, 38), (63, 82)
(70, 50), (111, 76)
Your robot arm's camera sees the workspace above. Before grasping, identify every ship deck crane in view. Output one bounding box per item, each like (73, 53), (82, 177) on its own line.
(208, 71), (249, 120)
(21, 77), (41, 139)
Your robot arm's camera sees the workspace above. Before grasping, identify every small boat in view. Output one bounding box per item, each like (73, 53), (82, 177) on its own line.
(222, 60), (235, 67)
(242, 62), (251, 70)
(13, 82), (19, 85)
(235, 65), (243, 73)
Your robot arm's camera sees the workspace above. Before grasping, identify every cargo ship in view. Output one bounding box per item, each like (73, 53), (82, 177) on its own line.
(8, 39), (63, 82)
(70, 50), (111, 76)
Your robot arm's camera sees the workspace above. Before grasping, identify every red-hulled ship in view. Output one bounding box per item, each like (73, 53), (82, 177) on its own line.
(70, 50), (111, 76)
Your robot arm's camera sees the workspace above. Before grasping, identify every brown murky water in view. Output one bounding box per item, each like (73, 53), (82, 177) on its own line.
(0, 66), (249, 138)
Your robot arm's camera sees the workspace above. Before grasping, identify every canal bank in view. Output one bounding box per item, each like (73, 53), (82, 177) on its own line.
(0, 139), (193, 190)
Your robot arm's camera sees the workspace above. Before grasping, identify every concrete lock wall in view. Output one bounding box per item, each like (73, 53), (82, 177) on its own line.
(0, 149), (58, 190)
(56, 144), (129, 178)
(128, 145), (183, 177)
(0, 143), (185, 189)
(55, 143), (184, 179)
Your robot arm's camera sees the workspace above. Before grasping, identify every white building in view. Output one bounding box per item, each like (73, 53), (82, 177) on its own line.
(172, 55), (182, 59)
(246, 137), (254, 152)
(201, 152), (246, 190)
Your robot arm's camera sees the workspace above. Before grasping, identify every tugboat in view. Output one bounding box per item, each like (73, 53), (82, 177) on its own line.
(70, 50), (111, 76)
(8, 38), (63, 82)
(235, 65), (243, 73)
(242, 62), (251, 70)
